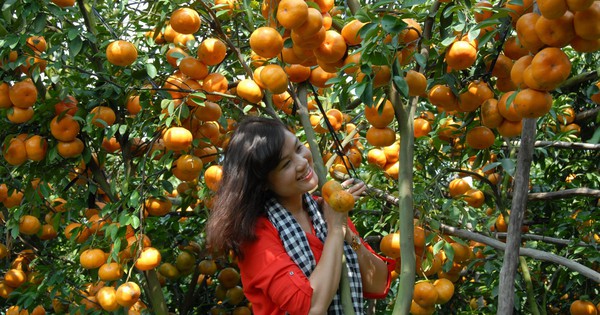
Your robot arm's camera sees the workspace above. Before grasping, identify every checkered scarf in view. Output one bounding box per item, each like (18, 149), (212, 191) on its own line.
(266, 193), (363, 314)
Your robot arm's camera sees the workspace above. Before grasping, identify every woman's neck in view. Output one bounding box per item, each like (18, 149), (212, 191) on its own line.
(277, 194), (305, 215)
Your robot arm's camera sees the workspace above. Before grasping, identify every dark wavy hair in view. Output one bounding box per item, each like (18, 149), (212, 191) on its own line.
(205, 116), (288, 258)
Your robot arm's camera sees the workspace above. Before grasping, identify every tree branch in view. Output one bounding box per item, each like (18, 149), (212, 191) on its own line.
(495, 232), (598, 247)
(503, 140), (600, 150)
(559, 71), (599, 91)
(526, 188), (600, 201)
(440, 223), (600, 283)
(575, 106), (600, 122)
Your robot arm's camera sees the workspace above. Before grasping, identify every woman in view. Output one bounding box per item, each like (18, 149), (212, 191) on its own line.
(206, 116), (394, 315)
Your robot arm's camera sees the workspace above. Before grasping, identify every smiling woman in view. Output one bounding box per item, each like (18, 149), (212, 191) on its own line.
(206, 116), (394, 315)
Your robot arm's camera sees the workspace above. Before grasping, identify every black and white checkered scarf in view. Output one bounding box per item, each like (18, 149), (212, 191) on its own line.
(266, 193), (363, 314)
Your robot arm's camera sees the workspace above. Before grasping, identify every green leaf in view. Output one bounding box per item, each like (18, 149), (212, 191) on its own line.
(161, 180), (174, 193)
(146, 63), (157, 78)
(414, 53), (426, 69)
(2, 0), (17, 11)
(381, 15), (407, 34)
(393, 75), (409, 98)
(69, 37), (83, 59)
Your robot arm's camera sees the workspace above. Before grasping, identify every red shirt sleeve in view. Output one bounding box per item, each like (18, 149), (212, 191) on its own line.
(238, 217), (313, 315)
(347, 219), (396, 299)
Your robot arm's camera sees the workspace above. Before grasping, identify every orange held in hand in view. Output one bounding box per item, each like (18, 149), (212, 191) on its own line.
(321, 179), (355, 212)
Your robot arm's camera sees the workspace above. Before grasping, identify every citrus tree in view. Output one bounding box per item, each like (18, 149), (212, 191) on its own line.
(0, 0), (599, 314)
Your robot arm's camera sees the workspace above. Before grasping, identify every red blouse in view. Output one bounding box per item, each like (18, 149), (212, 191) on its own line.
(237, 216), (395, 315)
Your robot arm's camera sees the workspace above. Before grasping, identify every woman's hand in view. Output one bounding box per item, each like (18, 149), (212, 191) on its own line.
(341, 178), (366, 201)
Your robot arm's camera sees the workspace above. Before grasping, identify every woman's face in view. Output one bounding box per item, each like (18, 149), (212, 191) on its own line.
(267, 130), (318, 201)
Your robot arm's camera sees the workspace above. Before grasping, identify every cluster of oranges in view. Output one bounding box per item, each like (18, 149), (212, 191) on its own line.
(379, 224), (491, 313)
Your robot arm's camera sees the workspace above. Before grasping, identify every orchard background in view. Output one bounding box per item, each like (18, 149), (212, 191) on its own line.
(0, 0), (599, 314)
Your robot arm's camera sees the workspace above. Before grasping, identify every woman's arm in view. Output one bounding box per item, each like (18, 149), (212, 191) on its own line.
(307, 200), (348, 315)
(342, 179), (393, 296)
(346, 229), (391, 295)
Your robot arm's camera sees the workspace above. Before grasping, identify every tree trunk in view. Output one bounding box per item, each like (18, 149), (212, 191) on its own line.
(391, 86), (416, 315)
(497, 118), (537, 314)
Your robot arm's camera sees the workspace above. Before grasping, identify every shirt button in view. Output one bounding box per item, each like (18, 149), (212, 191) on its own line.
(289, 271), (294, 276)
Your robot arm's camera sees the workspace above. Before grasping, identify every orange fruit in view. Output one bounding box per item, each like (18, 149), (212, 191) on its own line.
(162, 126), (193, 151)
(570, 300), (598, 315)
(557, 106), (576, 124)
(166, 47), (189, 68)
(405, 70), (427, 97)
(497, 91), (521, 122)
(106, 40), (138, 66)
(327, 190), (355, 213)
(205, 165), (223, 191)
(236, 78), (264, 103)
(413, 281), (439, 308)
(170, 7), (201, 34)
(203, 72), (229, 101)
(309, 66), (336, 88)
(313, 30), (347, 63)
(487, 54), (514, 79)
(399, 18), (422, 44)
(80, 248), (107, 269)
(458, 80), (494, 112)
(434, 278), (455, 304)
(7, 106), (34, 124)
(57, 138), (85, 158)
(116, 282), (141, 308)
(135, 247), (162, 271)
(510, 55), (533, 89)
(445, 40), (477, 71)
(218, 267), (241, 289)
(379, 232), (400, 258)
(194, 101), (222, 121)
(535, 12), (575, 48)
(198, 38), (227, 66)
(250, 27), (283, 59)
(179, 57), (209, 80)
(321, 179), (343, 201)
(464, 188), (485, 208)
(573, 2), (600, 40)
(260, 64), (289, 94)
(357, 64), (391, 88)
(276, 0), (308, 30)
(428, 84), (458, 110)
(503, 36), (529, 60)
(466, 126), (495, 150)
(497, 119), (523, 138)
(514, 88), (553, 118)
(292, 7), (323, 38)
(90, 106), (116, 128)
(292, 26), (326, 50)
(341, 19), (366, 46)
(0, 82), (12, 108)
(9, 79), (38, 108)
(414, 117), (432, 138)
(538, 0), (568, 19)
(96, 286), (120, 311)
(4, 269), (27, 288)
(410, 299), (435, 315)
(505, 0), (534, 22)
(144, 196), (172, 216)
(366, 126), (396, 147)
(367, 148), (387, 168)
(365, 98), (395, 128)
(51, 0), (76, 7)
(474, 1), (493, 22)
(98, 262), (124, 281)
(516, 13), (544, 53)
(284, 64), (311, 83)
(591, 81), (600, 104)
(566, 0), (594, 11)
(64, 222), (91, 243)
(449, 178), (471, 197)
(54, 95), (79, 116)
(570, 36), (600, 53)
(480, 98), (504, 129)
(172, 154), (203, 181)
(528, 47), (571, 91)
